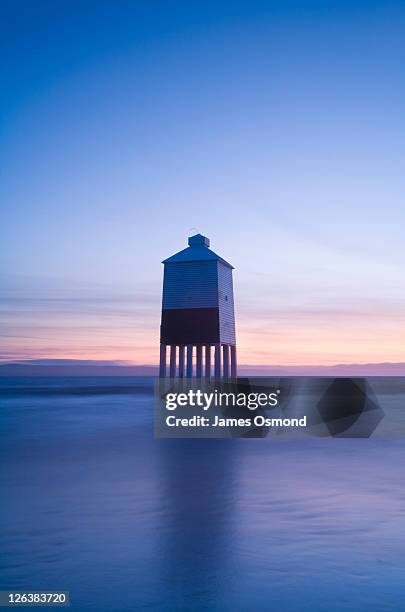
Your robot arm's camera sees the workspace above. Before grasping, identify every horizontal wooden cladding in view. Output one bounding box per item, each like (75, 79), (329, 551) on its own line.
(162, 261), (219, 309)
(218, 261), (236, 344)
(160, 307), (220, 345)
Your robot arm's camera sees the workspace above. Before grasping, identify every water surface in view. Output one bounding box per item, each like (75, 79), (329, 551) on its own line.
(1, 377), (405, 611)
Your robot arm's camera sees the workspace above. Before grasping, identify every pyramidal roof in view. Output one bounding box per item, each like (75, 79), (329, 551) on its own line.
(162, 234), (234, 269)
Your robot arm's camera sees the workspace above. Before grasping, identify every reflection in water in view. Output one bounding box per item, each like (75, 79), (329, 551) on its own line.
(157, 439), (238, 608)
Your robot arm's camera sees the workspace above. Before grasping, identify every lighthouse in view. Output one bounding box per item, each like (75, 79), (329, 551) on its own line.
(159, 234), (237, 379)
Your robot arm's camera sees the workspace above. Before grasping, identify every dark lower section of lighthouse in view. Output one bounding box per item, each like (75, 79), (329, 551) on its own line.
(161, 308), (220, 345)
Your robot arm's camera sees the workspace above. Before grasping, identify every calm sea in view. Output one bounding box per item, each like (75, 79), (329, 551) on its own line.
(1, 377), (405, 611)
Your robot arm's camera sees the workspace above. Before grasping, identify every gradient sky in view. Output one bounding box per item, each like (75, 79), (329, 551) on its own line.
(2, 0), (405, 365)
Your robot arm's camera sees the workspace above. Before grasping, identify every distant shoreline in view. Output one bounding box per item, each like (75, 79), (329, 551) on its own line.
(1, 360), (404, 377)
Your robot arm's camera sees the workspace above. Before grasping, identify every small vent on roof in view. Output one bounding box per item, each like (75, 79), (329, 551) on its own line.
(188, 234), (210, 247)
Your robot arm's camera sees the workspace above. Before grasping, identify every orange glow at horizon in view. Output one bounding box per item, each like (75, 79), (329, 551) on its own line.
(3, 310), (405, 366)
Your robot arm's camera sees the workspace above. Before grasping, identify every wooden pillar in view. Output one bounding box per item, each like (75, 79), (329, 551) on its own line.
(178, 345), (185, 378)
(230, 345), (237, 379)
(169, 345), (176, 378)
(196, 345), (203, 378)
(223, 345), (229, 380)
(214, 343), (222, 379)
(205, 345), (211, 379)
(186, 345), (193, 378)
(159, 344), (166, 378)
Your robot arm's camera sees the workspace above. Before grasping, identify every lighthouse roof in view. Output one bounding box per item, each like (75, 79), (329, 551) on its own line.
(162, 234), (234, 269)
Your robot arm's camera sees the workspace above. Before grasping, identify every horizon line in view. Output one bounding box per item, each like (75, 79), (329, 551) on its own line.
(1, 359), (405, 376)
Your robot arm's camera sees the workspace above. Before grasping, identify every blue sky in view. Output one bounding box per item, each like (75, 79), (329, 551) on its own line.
(1, 0), (405, 365)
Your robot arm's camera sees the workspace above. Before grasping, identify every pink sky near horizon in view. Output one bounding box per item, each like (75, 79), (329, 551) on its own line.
(2, 274), (405, 367)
